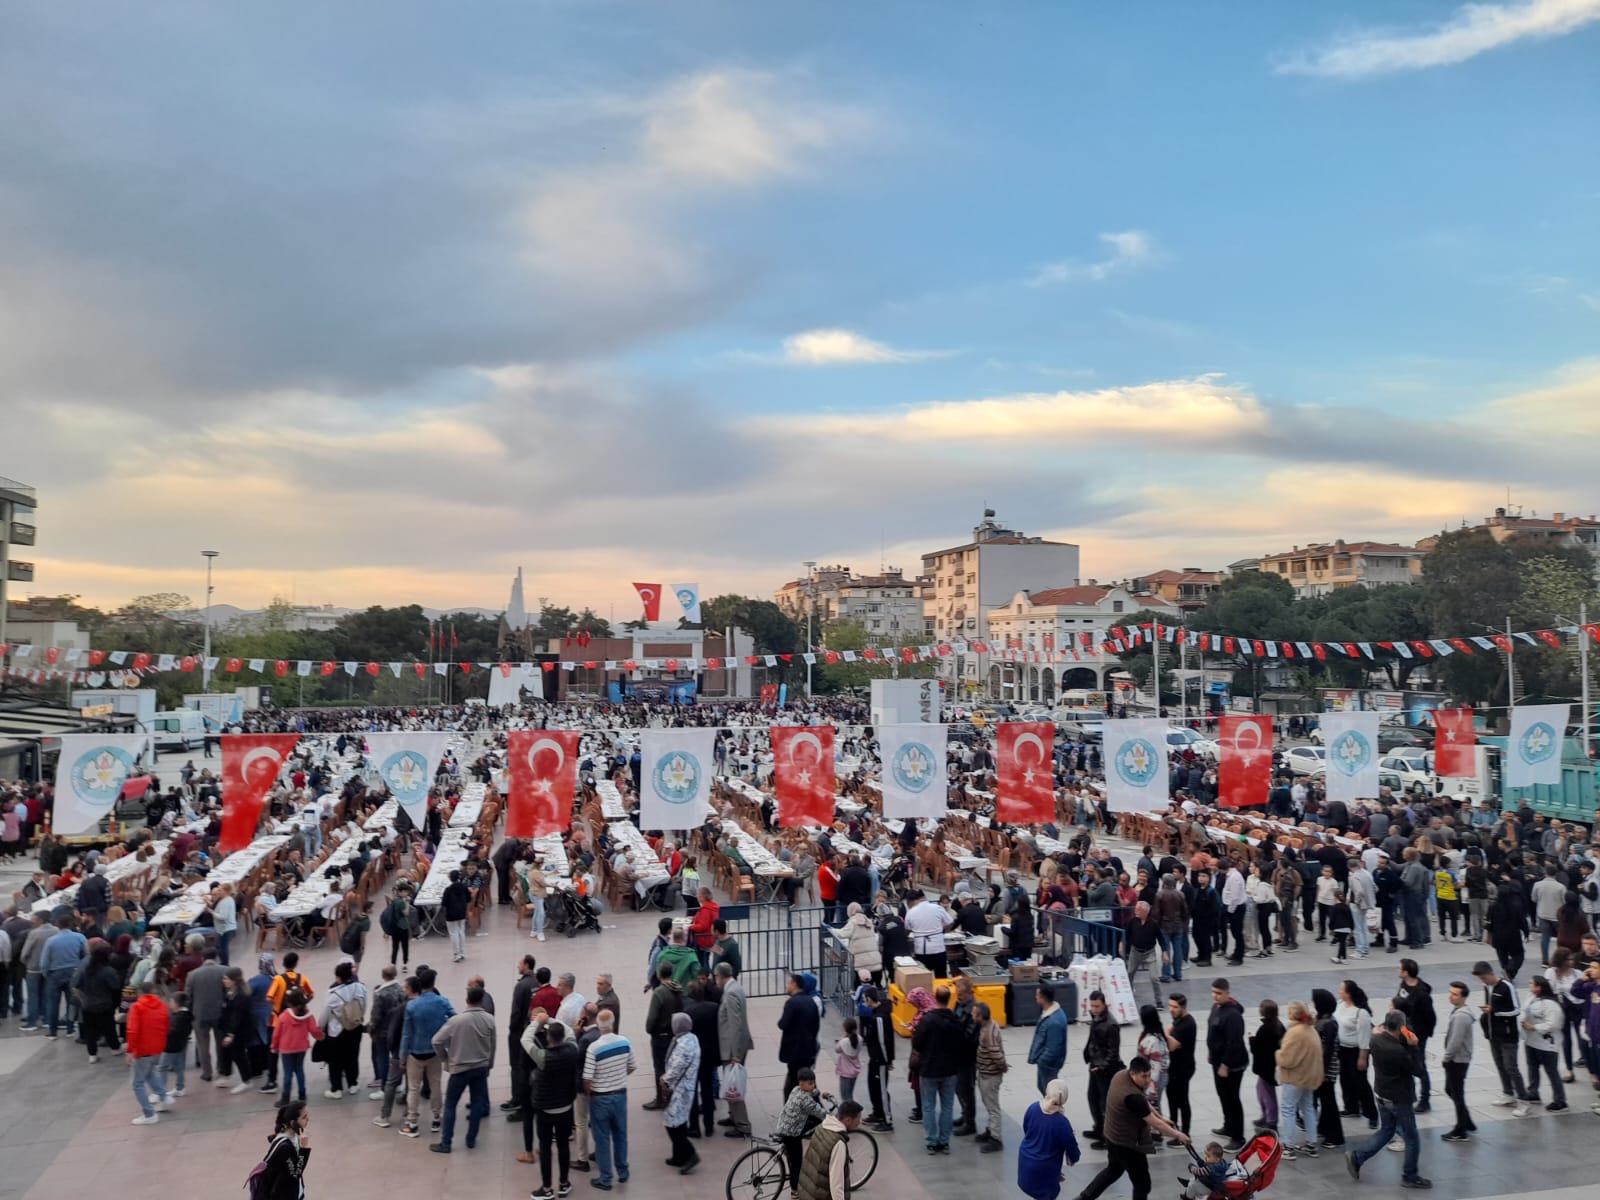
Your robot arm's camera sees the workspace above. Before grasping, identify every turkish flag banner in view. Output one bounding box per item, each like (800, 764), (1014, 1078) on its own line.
(505, 729), (580, 838)
(220, 733), (301, 853)
(275, 660), (288, 676)
(1433, 708), (1476, 778)
(226, 657), (243, 673)
(995, 721), (1055, 824)
(771, 725), (836, 828)
(89, 649), (106, 666)
(1218, 715), (1273, 809)
(633, 583), (663, 622)
(133, 652), (151, 671)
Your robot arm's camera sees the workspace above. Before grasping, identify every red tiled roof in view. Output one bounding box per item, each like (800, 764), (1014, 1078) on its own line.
(1026, 586), (1110, 607)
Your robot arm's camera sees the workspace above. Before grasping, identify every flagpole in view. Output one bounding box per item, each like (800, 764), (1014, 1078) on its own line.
(1581, 600), (1590, 759)
(1506, 616), (1515, 714)
(1151, 621), (1162, 718)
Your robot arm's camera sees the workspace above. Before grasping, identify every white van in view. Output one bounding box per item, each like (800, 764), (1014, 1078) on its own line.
(152, 709), (207, 751)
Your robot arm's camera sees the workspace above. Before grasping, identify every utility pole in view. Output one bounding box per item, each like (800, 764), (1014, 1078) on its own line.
(802, 561), (816, 697)
(1582, 601), (1592, 758)
(1506, 616), (1516, 713)
(201, 550), (219, 689)
(1151, 621), (1163, 718)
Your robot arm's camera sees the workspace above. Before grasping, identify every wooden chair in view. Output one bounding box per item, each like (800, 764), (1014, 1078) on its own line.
(734, 875), (757, 904)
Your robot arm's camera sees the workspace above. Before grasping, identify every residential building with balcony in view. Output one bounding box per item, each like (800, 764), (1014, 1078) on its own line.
(985, 584), (1179, 702)
(0, 476), (39, 670)
(1126, 568), (1221, 612)
(920, 511), (1081, 697)
(775, 565), (931, 647)
(1416, 508), (1600, 571)
(1257, 539), (1426, 598)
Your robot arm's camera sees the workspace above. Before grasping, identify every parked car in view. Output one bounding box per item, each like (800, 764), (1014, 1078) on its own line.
(1306, 766), (1409, 794)
(1282, 745), (1326, 775)
(1378, 754), (1434, 791)
(1165, 726), (1221, 760)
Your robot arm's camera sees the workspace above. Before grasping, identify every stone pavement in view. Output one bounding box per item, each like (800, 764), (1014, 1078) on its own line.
(3, 845), (1598, 1200)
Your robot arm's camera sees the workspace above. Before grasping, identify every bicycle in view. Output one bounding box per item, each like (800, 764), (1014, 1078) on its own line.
(725, 1094), (878, 1200)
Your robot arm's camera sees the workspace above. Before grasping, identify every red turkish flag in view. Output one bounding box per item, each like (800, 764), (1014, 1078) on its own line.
(623, 660), (637, 671)
(706, 657), (721, 670)
(633, 583), (663, 622)
(901, 646), (915, 663)
(180, 655), (196, 672)
(824, 651), (838, 665)
(275, 660), (288, 676)
(1490, 634), (1512, 653)
(413, 663), (427, 679)
(365, 661), (380, 676)
(133, 652), (151, 671)
(89, 649), (106, 666)
(665, 658), (678, 672)
(995, 721), (1055, 824)
(220, 733), (300, 853)
(320, 661), (336, 676)
(505, 729), (580, 838)
(226, 657), (243, 673)
(1535, 629), (1563, 649)
(771, 725), (836, 828)
(1218, 715), (1273, 809)
(1433, 708), (1475, 778)
(44, 646), (60, 665)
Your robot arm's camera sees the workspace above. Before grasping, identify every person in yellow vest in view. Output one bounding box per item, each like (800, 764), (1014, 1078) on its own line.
(1071, 1055), (1188, 1200)
(795, 1099), (863, 1200)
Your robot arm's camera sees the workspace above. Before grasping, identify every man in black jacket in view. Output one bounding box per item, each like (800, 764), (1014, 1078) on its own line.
(1392, 959), (1435, 1112)
(526, 1012), (583, 1197)
(1206, 978), (1248, 1150)
(777, 973), (820, 1100)
(859, 986), (896, 1131)
(1189, 871), (1221, 968)
(503, 955), (539, 1120)
(911, 986), (964, 1154)
(1344, 1010), (1429, 1190)
(837, 855), (873, 913)
(1083, 990), (1123, 1147)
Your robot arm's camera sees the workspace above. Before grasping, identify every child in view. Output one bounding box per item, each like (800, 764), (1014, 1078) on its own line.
(269, 987), (324, 1107)
(835, 1017), (862, 1104)
(772, 1067), (827, 1196)
(1183, 1141), (1233, 1199)
(160, 992), (193, 1098)
(1249, 999), (1284, 1131)
(1327, 890), (1355, 963)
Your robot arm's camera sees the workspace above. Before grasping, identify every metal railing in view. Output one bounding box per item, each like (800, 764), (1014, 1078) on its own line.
(723, 902), (829, 998)
(1037, 907), (1128, 962)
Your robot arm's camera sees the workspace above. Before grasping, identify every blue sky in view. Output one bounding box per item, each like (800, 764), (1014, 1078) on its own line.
(3, 1), (1598, 616)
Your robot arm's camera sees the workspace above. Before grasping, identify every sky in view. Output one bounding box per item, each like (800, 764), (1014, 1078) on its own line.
(3, 0), (1598, 621)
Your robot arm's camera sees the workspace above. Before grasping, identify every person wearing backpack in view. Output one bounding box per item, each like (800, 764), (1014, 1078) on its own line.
(250, 1100), (311, 1200)
(320, 960), (368, 1098)
(384, 885), (417, 968)
(339, 901), (372, 968)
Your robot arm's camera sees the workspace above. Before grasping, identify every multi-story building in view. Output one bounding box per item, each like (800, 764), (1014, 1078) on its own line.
(920, 511), (1081, 698)
(774, 565), (931, 646)
(0, 476), (38, 665)
(1257, 539), (1426, 598)
(1126, 568), (1221, 613)
(986, 584), (1179, 703)
(1417, 507), (1600, 569)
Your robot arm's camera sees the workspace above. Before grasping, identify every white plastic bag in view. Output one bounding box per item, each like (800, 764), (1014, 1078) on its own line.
(722, 1062), (749, 1103)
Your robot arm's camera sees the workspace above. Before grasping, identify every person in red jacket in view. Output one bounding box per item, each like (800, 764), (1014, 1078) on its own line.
(818, 859), (841, 923)
(126, 979), (173, 1125)
(689, 889), (721, 967)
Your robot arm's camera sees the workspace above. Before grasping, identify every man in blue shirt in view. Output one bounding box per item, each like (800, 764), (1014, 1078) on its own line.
(40, 915), (87, 1039)
(399, 966), (457, 1138)
(1027, 983), (1069, 1096)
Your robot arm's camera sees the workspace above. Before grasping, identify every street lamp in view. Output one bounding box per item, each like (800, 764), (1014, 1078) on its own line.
(802, 561), (816, 697)
(201, 550), (219, 688)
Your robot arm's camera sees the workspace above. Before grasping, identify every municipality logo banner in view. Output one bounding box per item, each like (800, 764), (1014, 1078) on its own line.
(53, 734), (150, 834)
(364, 732), (452, 826)
(1506, 704), (1569, 788)
(640, 728), (716, 828)
(877, 723), (949, 820)
(1102, 718), (1170, 813)
(1318, 711), (1380, 804)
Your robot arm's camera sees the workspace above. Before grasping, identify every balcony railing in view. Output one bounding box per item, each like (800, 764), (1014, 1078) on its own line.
(8, 521), (35, 547)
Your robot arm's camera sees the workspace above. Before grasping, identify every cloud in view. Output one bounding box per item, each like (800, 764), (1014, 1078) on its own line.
(747, 374), (1266, 444)
(728, 328), (953, 366)
(1276, 0), (1600, 79)
(1027, 230), (1155, 287)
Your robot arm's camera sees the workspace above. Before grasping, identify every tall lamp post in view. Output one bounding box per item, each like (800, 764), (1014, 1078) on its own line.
(802, 561), (816, 697)
(201, 550), (219, 689)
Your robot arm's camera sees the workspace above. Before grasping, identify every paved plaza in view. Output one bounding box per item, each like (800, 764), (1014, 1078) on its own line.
(3, 836), (1597, 1200)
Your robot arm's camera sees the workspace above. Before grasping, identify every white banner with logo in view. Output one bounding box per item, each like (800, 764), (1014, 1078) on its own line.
(1319, 711), (1381, 804)
(1505, 704), (1569, 788)
(877, 723), (948, 820)
(1102, 718), (1170, 812)
(641, 728), (716, 829)
(53, 733), (152, 834)
(363, 732), (452, 826)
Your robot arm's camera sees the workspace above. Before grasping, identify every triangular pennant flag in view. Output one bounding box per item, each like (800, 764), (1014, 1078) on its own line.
(1535, 629), (1563, 648)
(390, 662), (402, 677)
(249, 658), (265, 671)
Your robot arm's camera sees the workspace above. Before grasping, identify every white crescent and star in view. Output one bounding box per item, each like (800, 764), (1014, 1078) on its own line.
(528, 737), (568, 795)
(786, 731), (825, 786)
(1012, 730), (1047, 784)
(1234, 719), (1264, 765)
(240, 746), (283, 781)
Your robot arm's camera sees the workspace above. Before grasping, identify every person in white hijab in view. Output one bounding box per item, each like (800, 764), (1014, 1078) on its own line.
(1018, 1078), (1082, 1200)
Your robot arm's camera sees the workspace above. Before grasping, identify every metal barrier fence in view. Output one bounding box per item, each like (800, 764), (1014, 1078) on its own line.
(1038, 907), (1127, 961)
(722, 903), (829, 998)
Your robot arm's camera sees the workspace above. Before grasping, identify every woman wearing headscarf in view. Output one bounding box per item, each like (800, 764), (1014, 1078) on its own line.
(1017, 1079), (1082, 1200)
(661, 1011), (702, 1175)
(249, 954), (280, 1092)
(1311, 987), (1346, 1148)
(905, 987), (938, 1124)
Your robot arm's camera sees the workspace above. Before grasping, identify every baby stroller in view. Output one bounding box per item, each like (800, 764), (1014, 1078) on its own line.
(1183, 1132), (1281, 1199)
(883, 853), (921, 902)
(551, 887), (603, 937)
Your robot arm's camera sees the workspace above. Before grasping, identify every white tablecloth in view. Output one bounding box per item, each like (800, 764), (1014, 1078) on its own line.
(448, 788), (485, 830)
(607, 820), (672, 896)
(33, 840), (175, 915)
(146, 833), (291, 926)
(596, 780), (630, 820)
(416, 829), (474, 906)
(270, 835), (367, 921)
(717, 819), (794, 878)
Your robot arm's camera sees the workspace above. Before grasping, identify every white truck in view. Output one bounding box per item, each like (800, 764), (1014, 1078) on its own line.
(151, 709), (207, 751)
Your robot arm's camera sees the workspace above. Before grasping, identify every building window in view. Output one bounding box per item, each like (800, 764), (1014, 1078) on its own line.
(1112, 601), (1124, 613)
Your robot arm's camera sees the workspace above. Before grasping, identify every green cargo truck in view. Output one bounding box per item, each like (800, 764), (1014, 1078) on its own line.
(1476, 736), (1597, 827)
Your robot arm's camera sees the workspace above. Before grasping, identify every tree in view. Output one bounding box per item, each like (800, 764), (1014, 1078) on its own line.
(1111, 610), (1186, 706)
(1191, 570), (1316, 701)
(1510, 554), (1600, 702)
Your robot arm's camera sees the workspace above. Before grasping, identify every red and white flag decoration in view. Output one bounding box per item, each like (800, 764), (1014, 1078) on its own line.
(505, 729), (581, 838)
(995, 720), (1055, 825)
(220, 733), (301, 854)
(771, 725), (836, 828)
(1432, 708), (1476, 779)
(1217, 715), (1273, 810)
(633, 582), (663, 623)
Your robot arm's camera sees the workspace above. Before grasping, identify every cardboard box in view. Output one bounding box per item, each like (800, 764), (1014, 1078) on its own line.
(1009, 961), (1040, 983)
(894, 962), (934, 996)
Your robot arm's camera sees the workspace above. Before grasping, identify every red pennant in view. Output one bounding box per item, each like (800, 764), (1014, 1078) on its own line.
(1412, 641), (1433, 658)
(1218, 715), (1273, 809)
(178, 655), (195, 672)
(505, 729), (580, 838)
(498, 663), (511, 677)
(1433, 707), (1475, 778)
(705, 657), (721, 670)
(275, 660), (288, 676)
(365, 661), (380, 676)
(1447, 638), (1472, 655)
(1585, 624), (1600, 645)
(995, 721), (1055, 824)
(458, 662), (472, 673)
(665, 658), (679, 671)
(1312, 644), (1327, 661)
(226, 657), (243, 673)
(220, 733), (300, 853)
(582, 661), (597, 670)
(824, 650), (838, 665)
(1282, 643), (1295, 659)
(1535, 629), (1562, 648)
(623, 660), (637, 671)
(1343, 642), (1358, 657)
(44, 646), (60, 665)
(771, 725), (836, 828)
(320, 661), (336, 676)
(89, 649), (106, 666)
(133, 652), (151, 671)
(413, 663), (427, 678)
(1490, 634), (1512, 653)
(744, 655), (760, 665)
(863, 648), (878, 661)
(779, 653), (793, 663)
(1223, 637), (1235, 654)
(1252, 640), (1265, 657)
(541, 663), (555, 672)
